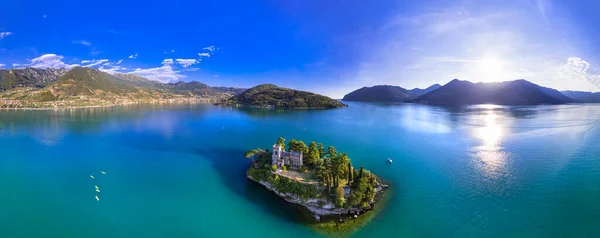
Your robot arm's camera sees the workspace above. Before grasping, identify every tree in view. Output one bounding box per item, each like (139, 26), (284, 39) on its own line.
(327, 146), (337, 158)
(277, 137), (285, 148)
(348, 163), (353, 183)
(335, 186), (346, 207)
(326, 173), (332, 194)
(288, 139), (308, 154)
(359, 166), (364, 179)
(317, 143), (325, 157)
(305, 142), (320, 169)
(244, 149), (264, 159)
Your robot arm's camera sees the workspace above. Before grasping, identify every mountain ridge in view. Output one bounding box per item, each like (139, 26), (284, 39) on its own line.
(0, 67), (246, 108)
(342, 84), (441, 102)
(414, 79), (576, 105)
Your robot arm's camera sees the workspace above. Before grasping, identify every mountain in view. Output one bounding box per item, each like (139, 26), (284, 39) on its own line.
(0, 67), (66, 91)
(213, 86), (247, 95)
(114, 73), (164, 88)
(408, 84), (442, 95)
(561, 90), (600, 103)
(342, 84), (441, 102)
(28, 67), (149, 102)
(0, 67), (244, 108)
(343, 85), (414, 102)
(414, 79), (576, 105)
(222, 84), (346, 108)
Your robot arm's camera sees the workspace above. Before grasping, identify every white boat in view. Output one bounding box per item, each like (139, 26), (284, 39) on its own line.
(388, 158), (392, 163)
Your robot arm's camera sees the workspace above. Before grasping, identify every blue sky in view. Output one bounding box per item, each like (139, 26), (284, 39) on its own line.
(1, 0), (600, 97)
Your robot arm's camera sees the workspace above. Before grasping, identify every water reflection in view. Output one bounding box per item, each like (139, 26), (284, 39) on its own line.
(470, 110), (509, 181)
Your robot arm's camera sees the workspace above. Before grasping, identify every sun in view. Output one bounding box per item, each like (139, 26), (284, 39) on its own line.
(478, 57), (502, 72)
(476, 56), (505, 82)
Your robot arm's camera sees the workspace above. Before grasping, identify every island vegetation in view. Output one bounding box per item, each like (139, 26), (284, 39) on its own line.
(219, 84), (347, 108)
(245, 137), (388, 235)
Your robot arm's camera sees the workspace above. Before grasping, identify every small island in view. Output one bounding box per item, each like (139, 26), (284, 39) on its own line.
(245, 137), (389, 234)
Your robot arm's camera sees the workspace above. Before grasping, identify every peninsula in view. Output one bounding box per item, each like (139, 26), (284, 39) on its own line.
(219, 84), (346, 108)
(245, 138), (388, 233)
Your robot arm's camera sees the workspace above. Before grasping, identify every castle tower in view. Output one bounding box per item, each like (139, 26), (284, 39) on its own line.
(272, 144), (283, 166)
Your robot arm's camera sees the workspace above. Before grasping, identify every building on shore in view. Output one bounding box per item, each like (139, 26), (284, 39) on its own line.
(272, 144), (303, 170)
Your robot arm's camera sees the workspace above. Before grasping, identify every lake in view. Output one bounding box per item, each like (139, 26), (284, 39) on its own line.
(0, 102), (599, 237)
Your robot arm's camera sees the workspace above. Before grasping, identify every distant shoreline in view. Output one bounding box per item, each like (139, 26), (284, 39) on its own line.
(0, 100), (216, 111)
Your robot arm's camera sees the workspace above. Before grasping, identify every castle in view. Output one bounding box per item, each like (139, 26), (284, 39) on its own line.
(272, 144), (303, 170)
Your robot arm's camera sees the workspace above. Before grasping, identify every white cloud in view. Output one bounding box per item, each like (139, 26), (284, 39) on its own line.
(128, 53), (138, 59)
(202, 46), (217, 52)
(185, 68), (200, 72)
(198, 52), (211, 58)
(12, 63), (21, 67)
(162, 58), (174, 65)
(556, 57), (600, 89)
(73, 40), (92, 46)
(175, 59), (199, 68)
(0, 63), (5, 68)
(116, 59), (123, 65)
(28, 54), (80, 69)
(99, 65), (127, 74)
(0, 32), (13, 39)
(129, 65), (184, 83)
(80, 59), (109, 67)
(43, 14), (47, 19)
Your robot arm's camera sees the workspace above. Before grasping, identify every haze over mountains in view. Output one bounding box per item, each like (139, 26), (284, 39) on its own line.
(560, 91), (600, 103)
(343, 79), (599, 105)
(2, 66), (600, 109)
(342, 84), (441, 102)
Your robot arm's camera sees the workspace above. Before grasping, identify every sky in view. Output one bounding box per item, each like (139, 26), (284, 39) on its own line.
(1, 0), (600, 98)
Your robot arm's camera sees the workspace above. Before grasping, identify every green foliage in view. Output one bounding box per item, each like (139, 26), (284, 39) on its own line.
(348, 163), (353, 183)
(255, 137), (382, 208)
(244, 149), (263, 159)
(35, 91), (57, 101)
(327, 146), (338, 158)
(277, 137), (285, 148)
(282, 165), (287, 171)
(225, 84), (346, 108)
(287, 139), (308, 154)
(298, 165), (307, 173)
(306, 141), (320, 169)
(271, 165), (277, 171)
(317, 143), (325, 157)
(247, 167), (322, 200)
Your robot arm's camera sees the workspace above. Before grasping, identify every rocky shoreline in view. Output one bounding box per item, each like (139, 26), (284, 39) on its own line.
(247, 174), (389, 221)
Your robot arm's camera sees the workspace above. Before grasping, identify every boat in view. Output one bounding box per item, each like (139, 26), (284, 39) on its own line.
(101, 171), (106, 175)
(95, 195), (100, 201)
(388, 158), (392, 163)
(90, 175), (95, 179)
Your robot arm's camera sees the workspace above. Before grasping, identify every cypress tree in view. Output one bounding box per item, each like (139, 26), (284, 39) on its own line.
(348, 163), (353, 183)
(359, 166), (364, 179)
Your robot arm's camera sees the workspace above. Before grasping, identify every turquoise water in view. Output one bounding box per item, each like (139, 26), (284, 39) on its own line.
(1, 103), (599, 237)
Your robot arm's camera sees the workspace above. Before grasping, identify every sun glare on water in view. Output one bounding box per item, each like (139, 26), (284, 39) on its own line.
(471, 110), (509, 181)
